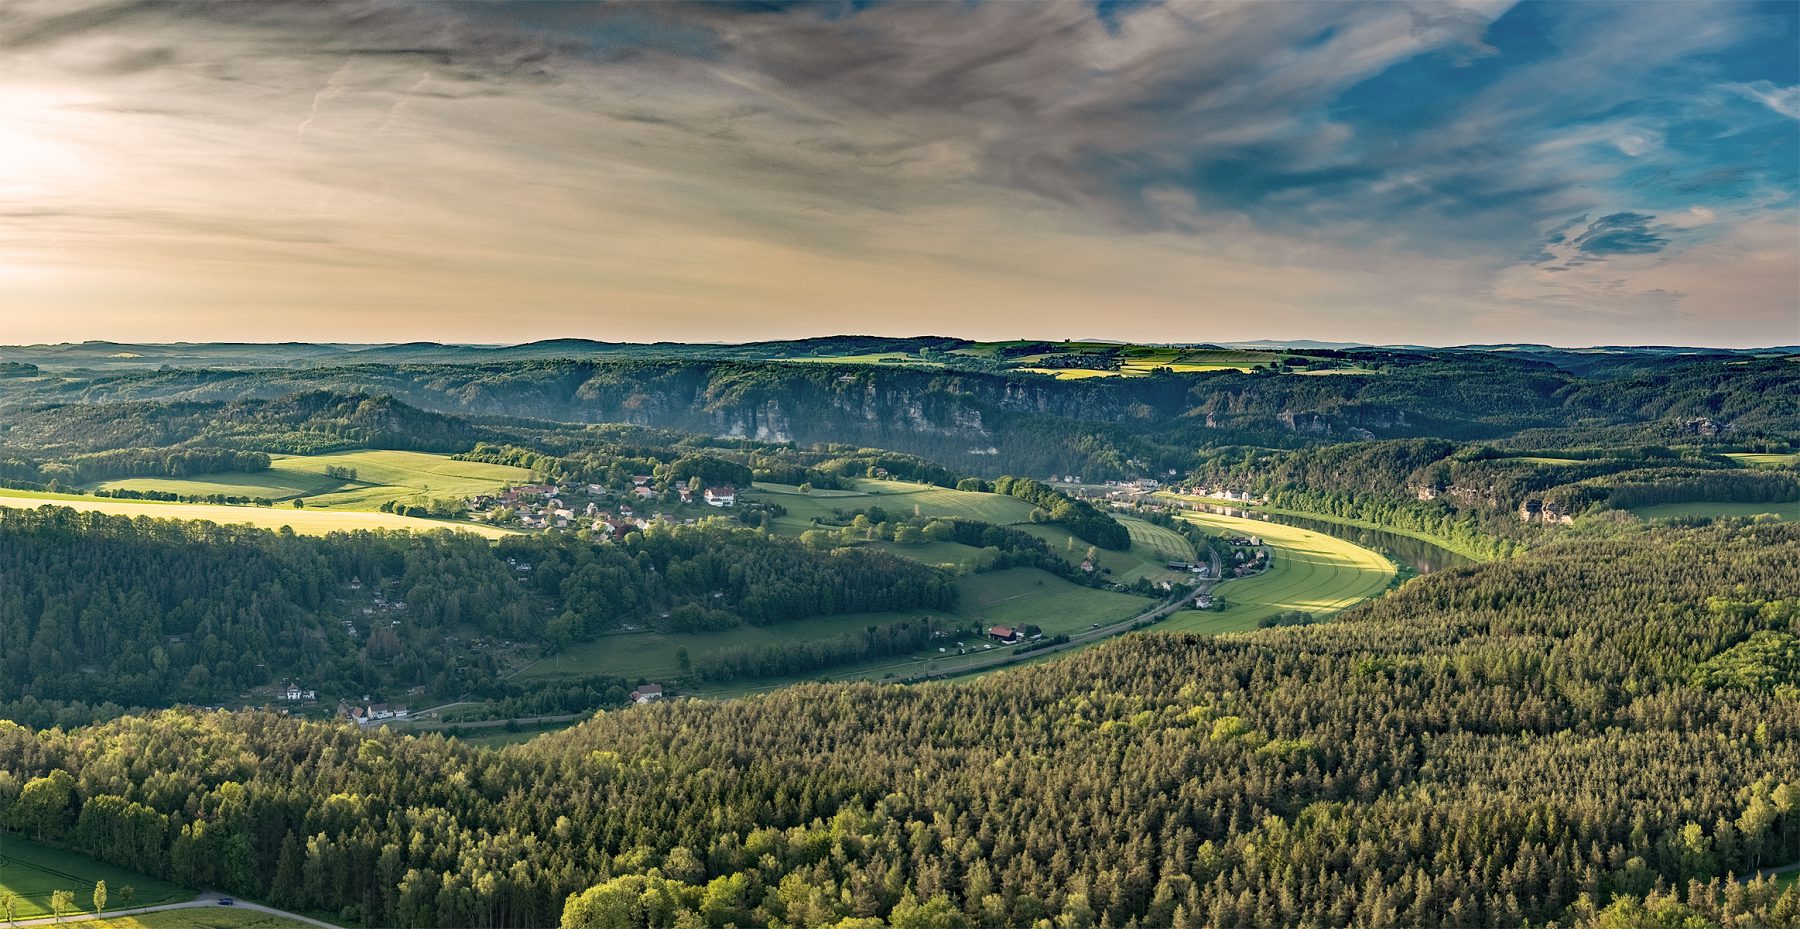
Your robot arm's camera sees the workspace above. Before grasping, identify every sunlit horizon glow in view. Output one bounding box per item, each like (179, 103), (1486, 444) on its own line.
(2, 0), (1795, 348)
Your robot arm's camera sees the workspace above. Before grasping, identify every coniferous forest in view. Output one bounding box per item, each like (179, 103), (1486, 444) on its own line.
(3, 521), (1798, 927)
(8, 0), (1800, 923)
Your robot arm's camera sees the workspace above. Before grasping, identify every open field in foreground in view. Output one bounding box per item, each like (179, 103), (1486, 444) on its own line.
(0, 834), (192, 918)
(1161, 511), (1395, 631)
(92, 450), (534, 512)
(0, 489), (513, 537)
(1630, 500), (1799, 521)
(49, 911), (319, 929)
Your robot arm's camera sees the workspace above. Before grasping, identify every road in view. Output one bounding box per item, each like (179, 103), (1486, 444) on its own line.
(901, 581), (1209, 683)
(7, 891), (345, 928)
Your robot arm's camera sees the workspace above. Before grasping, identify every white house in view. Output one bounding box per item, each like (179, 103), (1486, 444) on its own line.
(631, 684), (664, 704)
(703, 486), (737, 507)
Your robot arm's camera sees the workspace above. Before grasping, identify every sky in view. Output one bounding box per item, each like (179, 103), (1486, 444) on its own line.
(1, 0), (1796, 347)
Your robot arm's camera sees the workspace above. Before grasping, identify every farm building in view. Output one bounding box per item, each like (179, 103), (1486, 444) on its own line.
(987, 625), (1019, 643)
(631, 684), (665, 704)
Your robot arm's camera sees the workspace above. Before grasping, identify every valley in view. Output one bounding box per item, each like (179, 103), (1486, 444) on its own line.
(0, 339), (1795, 928)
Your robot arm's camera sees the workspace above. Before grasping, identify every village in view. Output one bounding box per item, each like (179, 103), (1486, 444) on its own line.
(463, 476), (743, 536)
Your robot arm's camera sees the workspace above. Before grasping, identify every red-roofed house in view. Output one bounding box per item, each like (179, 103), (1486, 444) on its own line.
(630, 684), (664, 704)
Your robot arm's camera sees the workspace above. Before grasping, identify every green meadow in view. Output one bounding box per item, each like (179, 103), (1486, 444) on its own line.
(750, 479), (1042, 529)
(1159, 511), (1395, 631)
(1725, 452), (1800, 467)
(1014, 515), (1194, 585)
(0, 488), (513, 538)
(517, 567), (1153, 690)
(1630, 500), (1799, 521)
(94, 449), (535, 511)
(52, 912), (319, 929)
(0, 833), (192, 918)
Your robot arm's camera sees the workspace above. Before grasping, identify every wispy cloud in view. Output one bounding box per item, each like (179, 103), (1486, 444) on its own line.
(0, 0), (1793, 346)
(1726, 81), (1800, 119)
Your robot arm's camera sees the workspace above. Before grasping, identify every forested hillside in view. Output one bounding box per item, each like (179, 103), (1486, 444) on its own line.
(4, 353), (1794, 479)
(0, 507), (954, 721)
(1188, 440), (1800, 558)
(4, 523), (1796, 927)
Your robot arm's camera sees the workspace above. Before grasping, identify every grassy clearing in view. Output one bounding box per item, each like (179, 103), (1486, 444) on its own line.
(1167, 511), (1394, 629)
(1630, 500), (1799, 521)
(1726, 452), (1800, 467)
(0, 489), (513, 538)
(1017, 368), (1120, 379)
(1155, 610), (1268, 635)
(437, 719), (583, 748)
(1120, 517), (1196, 562)
(865, 539), (991, 569)
(782, 353), (945, 367)
(59, 911), (319, 929)
(95, 450), (534, 512)
(749, 479), (1040, 527)
(1506, 456), (1584, 466)
(0, 833), (192, 918)
(519, 567), (1151, 688)
(1154, 492), (1495, 562)
(1012, 517), (1190, 585)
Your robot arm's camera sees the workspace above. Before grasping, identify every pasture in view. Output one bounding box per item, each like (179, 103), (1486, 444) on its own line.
(1630, 500), (1799, 521)
(1162, 511), (1395, 630)
(1726, 452), (1800, 468)
(0, 833), (191, 919)
(1506, 456), (1584, 466)
(1016, 515), (1193, 584)
(1018, 346), (1279, 379)
(517, 567), (1152, 689)
(66, 912), (318, 929)
(749, 479), (1041, 527)
(94, 450), (534, 512)
(0, 489), (513, 538)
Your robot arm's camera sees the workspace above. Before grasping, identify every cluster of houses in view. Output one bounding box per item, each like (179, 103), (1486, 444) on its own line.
(465, 480), (740, 534)
(338, 700), (411, 725)
(357, 582), (408, 620)
(1228, 543), (1270, 578)
(279, 682), (318, 702)
(1203, 488), (1261, 503)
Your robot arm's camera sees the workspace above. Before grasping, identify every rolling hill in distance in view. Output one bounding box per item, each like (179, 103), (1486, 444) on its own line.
(5, 0), (1800, 926)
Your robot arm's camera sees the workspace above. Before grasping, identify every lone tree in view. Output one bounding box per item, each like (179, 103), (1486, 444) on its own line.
(3, 890), (18, 925)
(50, 889), (74, 923)
(92, 880), (106, 915)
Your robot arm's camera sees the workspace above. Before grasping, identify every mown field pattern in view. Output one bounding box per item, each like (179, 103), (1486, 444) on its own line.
(1161, 511), (1395, 630)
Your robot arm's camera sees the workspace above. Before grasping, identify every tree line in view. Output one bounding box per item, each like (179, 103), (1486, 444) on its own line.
(2, 523), (1796, 926)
